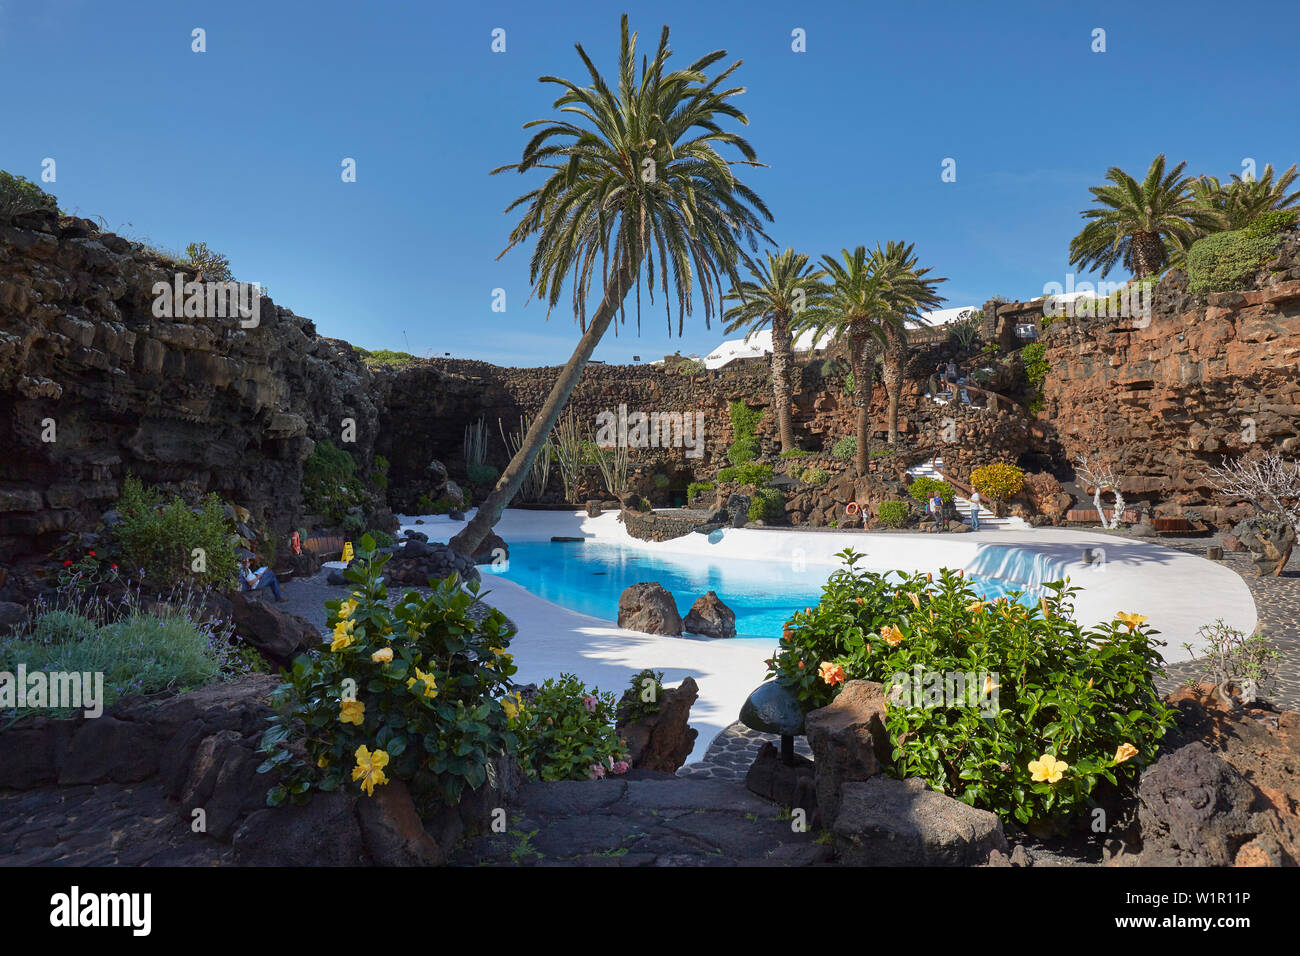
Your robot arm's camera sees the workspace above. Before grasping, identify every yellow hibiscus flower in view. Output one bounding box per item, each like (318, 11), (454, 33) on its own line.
(371, 647), (393, 663)
(501, 692), (524, 720)
(1116, 612), (1148, 631)
(317, 754), (330, 768)
(352, 745), (390, 796)
(337, 599), (358, 620)
(339, 699), (365, 725)
(406, 668), (439, 699)
(1114, 742), (1139, 764)
(881, 624), (905, 647)
(966, 600), (986, 614)
(1028, 753), (1069, 784)
(330, 619), (355, 652)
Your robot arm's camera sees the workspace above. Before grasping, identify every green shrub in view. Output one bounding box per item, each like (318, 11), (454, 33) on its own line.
(1245, 208), (1299, 238)
(354, 348), (417, 366)
(686, 481), (715, 502)
(652, 472), (671, 490)
(969, 462), (1025, 500)
(616, 669), (665, 724)
(467, 463), (500, 485)
(114, 477), (237, 590)
(366, 529), (394, 549)
(726, 437), (759, 466)
(832, 436), (857, 461)
(766, 549), (1175, 827)
(372, 455), (390, 492)
(184, 242), (233, 281)
(1021, 343), (1049, 389)
(727, 400), (763, 465)
(800, 466), (830, 486)
(1, 604), (234, 717)
(908, 476), (956, 505)
(0, 170), (59, 216)
(304, 440), (367, 523)
(779, 449), (811, 459)
(259, 539), (517, 807)
(341, 511), (366, 536)
(747, 487), (785, 522)
(510, 673), (629, 781)
(876, 500), (909, 528)
(415, 493), (459, 515)
(716, 463), (774, 486)
(844, 371), (855, 396)
(1187, 228), (1284, 294)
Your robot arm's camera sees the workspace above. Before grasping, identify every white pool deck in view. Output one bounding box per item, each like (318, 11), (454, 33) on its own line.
(394, 509), (1257, 765)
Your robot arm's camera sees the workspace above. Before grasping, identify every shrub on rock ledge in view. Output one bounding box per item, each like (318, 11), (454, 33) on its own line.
(766, 548), (1175, 827)
(508, 673), (630, 781)
(257, 536), (517, 808)
(969, 462), (1025, 501)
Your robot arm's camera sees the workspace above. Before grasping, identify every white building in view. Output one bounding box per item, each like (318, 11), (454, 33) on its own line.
(703, 306), (978, 369)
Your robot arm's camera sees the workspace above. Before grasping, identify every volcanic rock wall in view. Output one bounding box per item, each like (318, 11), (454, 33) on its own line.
(1041, 243), (1300, 525)
(0, 209), (381, 563)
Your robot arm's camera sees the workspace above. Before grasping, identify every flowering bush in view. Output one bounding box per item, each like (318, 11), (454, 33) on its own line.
(257, 536), (517, 807)
(969, 462), (1025, 501)
(765, 549), (1175, 826)
(508, 673), (629, 781)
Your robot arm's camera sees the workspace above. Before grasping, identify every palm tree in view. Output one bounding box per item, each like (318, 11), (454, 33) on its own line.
(449, 15), (771, 557)
(1068, 154), (1219, 279)
(1193, 163), (1300, 230)
(797, 245), (911, 476)
(877, 242), (947, 444)
(722, 249), (828, 453)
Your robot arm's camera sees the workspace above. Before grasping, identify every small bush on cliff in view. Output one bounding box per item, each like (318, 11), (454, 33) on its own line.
(184, 242), (233, 282)
(800, 466), (830, 486)
(1021, 343), (1049, 389)
(113, 477), (238, 590)
(259, 539), (517, 807)
(970, 462), (1025, 500)
(616, 669), (666, 724)
(0, 170), (59, 216)
(1187, 227), (1285, 294)
(876, 500), (909, 528)
(303, 440), (367, 523)
(908, 476), (956, 505)
(780, 449), (811, 459)
(832, 436), (857, 461)
(766, 549), (1175, 827)
(727, 400), (763, 465)
(717, 462), (773, 486)
(508, 673), (629, 781)
(354, 347), (417, 367)
(686, 481), (714, 502)
(747, 486), (785, 522)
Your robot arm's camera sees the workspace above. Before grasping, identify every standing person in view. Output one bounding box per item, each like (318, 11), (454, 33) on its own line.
(930, 492), (945, 532)
(969, 490), (982, 530)
(239, 553), (286, 602)
(946, 359), (959, 387)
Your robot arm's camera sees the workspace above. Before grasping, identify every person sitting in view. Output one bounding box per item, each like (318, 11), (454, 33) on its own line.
(239, 555), (286, 602)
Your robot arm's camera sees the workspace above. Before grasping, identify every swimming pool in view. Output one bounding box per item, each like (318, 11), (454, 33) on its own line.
(480, 539), (1036, 640)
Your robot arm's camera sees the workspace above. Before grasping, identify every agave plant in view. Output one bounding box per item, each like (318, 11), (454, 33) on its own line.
(449, 15), (772, 556)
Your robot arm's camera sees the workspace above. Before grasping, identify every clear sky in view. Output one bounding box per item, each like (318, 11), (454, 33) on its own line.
(3, 0), (1296, 366)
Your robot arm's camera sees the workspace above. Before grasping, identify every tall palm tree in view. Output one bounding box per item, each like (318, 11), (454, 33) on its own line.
(722, 249), (828, 453)
(449, 15), (772, 557)
(1193, 163), (1300, 230)
(1068, 154), (1219, 279)
(877, 242), (947, 444)
(797, 245), (911, 477)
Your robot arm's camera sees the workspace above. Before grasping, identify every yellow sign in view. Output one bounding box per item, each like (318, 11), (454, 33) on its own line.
(341, 542), (354, 563)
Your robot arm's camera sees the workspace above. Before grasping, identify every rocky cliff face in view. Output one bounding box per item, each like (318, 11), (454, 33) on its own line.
(1042, 236), (1300, 526)
(0, 209), (380, 563)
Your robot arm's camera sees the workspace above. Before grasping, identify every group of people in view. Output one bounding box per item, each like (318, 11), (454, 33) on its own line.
(924, 488), (982, 532)
(934, 359), (961, 398)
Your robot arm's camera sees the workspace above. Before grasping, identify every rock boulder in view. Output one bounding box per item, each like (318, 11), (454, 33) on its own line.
(617, 582), (682, 636)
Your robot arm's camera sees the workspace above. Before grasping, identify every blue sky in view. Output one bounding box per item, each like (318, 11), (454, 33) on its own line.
(3, 0), (1297, 366)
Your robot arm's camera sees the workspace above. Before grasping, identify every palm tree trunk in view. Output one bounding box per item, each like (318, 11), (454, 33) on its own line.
(770, 310), (797, 453)
(884, 324), (905, 445)
(849, 327), (873, 477)
(449, 259), (638, 557)
(1130, 231), (1164, 278)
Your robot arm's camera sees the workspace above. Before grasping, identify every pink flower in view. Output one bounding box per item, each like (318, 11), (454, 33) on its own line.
(588, 763), (606, 780)
(611, 761), (630, 775)
(581, 695), (598, 713)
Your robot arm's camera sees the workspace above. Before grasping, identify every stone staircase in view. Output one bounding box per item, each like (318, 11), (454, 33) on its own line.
(905, 458), (1026, 530)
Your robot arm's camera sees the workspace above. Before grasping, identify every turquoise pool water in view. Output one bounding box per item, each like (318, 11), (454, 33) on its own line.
(480, 539), (1035, 640)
